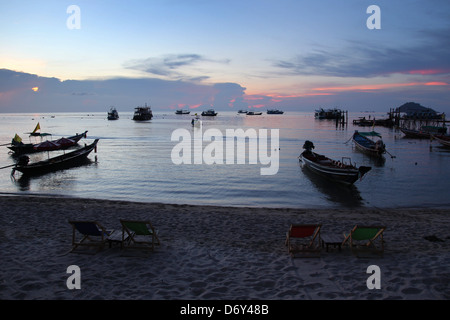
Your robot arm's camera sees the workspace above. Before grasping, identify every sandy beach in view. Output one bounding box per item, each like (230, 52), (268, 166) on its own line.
(0, 194), (449, 301)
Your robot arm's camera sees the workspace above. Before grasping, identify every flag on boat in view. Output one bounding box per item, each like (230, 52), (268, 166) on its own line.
(13, 134), (22, 143)
(32, 122), (40, 134)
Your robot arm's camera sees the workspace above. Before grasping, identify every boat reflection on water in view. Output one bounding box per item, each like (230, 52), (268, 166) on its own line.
(12, 158), (96, 191)
(299, 162), (365, 207)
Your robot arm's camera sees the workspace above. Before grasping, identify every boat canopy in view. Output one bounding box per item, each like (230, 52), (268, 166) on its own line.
(357, 131), (382, 137)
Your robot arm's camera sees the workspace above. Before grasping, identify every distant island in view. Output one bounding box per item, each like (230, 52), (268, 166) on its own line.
(395, 102), (442, 119)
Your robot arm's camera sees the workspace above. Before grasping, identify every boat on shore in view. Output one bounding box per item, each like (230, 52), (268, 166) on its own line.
(12, 139), (99, 176)
(8, 131), (88, 155)
(133, 104), (153, 121)
(352, 130), (386, 158)
(299, 141), (371, 185)
(201, 109), (218, 116)
(107, 107), (119, 120)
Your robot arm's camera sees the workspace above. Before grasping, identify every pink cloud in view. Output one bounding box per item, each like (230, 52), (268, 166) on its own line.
(404, 69), (450, 75)
(312, 81), (448, 93)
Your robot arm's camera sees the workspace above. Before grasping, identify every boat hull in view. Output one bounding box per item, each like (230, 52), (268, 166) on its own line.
(432, 134), (450, 148)
(400, 126), (447, 139)
(352, 131), (385, 158)
(133, 107), (153, 121)
(13, 139), (99, 176)
(300, 153), (369, 185)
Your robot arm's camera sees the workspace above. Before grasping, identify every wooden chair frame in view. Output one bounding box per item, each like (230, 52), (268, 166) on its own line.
(285, 224), (322, 257)
(69, 220), (114, 254)
(120, 220), (160, 252)
(342, 225), (386, 256)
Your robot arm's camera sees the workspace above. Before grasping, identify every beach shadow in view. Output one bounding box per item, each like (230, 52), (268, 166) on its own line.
(300, 165), (364, 207)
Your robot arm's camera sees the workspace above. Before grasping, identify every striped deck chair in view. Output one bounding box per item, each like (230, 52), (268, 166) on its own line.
(285, 224), (321, 257)
(69, 221), (114, 254)
(342, 225), (386, 256)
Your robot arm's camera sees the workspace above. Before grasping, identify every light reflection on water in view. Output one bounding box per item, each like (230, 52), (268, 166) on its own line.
(0, 111), (449, 208)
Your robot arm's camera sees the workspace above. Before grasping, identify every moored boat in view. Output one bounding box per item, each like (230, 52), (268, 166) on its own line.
(267, 109), (284, 114)
(247, 111), (262, 115)
(201, 109), (218, 116)
(352, 130), (386, 158)
(314, 108), (342, 119)
(299, 141), (371, 185)
(431, 134), (450, 148)
(400, 126), (447, 139)
(12, 139), (99, 176)
(175, 109), (190, 115)
(107, 107), (119, 120)
(8, 131), (88, 155)
(133, 104), (153, 121)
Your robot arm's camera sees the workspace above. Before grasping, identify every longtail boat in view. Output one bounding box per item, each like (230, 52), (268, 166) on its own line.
(12, 139), (98, 176)
(299, 141), (371, 185)
(7, 131), (88, 155)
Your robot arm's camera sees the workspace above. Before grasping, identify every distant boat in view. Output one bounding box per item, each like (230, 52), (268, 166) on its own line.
(299, 140), (371, 185)
(314, 108), (342, 119)
(201, 109), (218, 116)
(237, 110), (248, 114)
(133, 104), (153, 121)
(107, 107), (119, 120)
(352, 130), (386, 158)
(175, 109), (190, 115)
(12, 139), (99, 176)
(267, 109), (284, 114)
(247, 111), (262, 115)
(353, 117), (394, 127)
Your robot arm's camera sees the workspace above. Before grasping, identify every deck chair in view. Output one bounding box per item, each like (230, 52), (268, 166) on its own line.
(120, 220), (160, 252)
(69, 221), (114, 254)
(285, 224), (321, 257)
(342, 225), (386, 256)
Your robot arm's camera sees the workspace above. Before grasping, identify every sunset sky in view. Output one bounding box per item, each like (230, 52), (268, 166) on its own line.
(1, 0), (449, 113)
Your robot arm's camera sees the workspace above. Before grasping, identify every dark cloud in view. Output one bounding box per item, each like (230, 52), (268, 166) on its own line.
(123, 54), (230, 81)
(123, 54), (204, 77)
(274, 28), (450, 78)
(0, 69), (245, 113)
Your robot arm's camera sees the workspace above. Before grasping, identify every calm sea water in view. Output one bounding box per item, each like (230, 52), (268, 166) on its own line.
(0, 111), (449, 208)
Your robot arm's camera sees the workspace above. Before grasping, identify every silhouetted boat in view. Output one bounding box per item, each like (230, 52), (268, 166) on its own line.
(299, 141), (371, 185)
(247, 111), (262, 115)
(12, 139), (99, 176)
(8, 131), (88, 155)
(133, 104), (153, 121)
(314, 108), (342, 119)
(107, 107), (119, 120)
(201, 109), (218, 116)
(400, 126), (447, 139)
(267, 109), (284, 114)
(175, 109), (190, 114)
